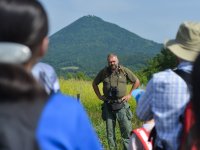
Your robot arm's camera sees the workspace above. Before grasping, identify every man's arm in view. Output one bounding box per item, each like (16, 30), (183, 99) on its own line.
(122, 78), (140, 102)
(92, 82), (106, 101)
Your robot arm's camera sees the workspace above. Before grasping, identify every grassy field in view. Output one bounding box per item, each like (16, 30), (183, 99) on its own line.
(59, 78), (143, 149)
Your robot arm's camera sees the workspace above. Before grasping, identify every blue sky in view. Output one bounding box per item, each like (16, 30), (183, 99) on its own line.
(40, 0), (200, 43)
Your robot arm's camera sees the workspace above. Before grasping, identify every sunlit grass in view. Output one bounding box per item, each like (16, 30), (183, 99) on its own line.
(59, 78), (143, 149)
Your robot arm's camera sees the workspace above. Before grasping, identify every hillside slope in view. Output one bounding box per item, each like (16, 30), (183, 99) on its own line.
(43, 15), (162, 76)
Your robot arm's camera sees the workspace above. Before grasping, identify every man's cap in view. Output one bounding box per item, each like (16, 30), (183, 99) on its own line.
(165, 22), (200, 62)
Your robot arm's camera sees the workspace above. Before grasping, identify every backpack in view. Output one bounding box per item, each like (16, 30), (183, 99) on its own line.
(174, 70), (195, 149)
(131, 127), (153, 150)
(149, 69), (194, 150)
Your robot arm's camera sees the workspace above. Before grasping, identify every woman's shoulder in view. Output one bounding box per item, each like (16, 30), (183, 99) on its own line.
(153, 69), (179, 81)
(48, 92), (81, 108)
(39, 92), (86, 124)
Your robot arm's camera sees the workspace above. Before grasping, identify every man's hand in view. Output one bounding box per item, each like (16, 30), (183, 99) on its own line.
(121, 94), (131, 102)
(99, 95), (106, 101)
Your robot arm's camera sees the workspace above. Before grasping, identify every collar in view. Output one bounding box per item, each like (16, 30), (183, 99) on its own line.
(177, 61), (193, 73)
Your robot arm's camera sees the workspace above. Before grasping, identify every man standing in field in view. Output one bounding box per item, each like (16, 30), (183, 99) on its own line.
(93, 53), (140, 150)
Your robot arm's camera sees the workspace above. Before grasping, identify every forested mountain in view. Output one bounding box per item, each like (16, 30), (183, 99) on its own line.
(42, 15), (162, 77)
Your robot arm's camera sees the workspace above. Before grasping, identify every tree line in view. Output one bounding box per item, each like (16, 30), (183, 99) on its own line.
(61, 47), (177, 85)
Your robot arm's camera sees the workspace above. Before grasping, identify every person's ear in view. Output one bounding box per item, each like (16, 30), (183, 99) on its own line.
(116, 57), (119, 64)
(38, 36), (49, 57)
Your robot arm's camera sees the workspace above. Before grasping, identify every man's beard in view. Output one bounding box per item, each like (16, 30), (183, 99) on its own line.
(109, 64), (118, 71)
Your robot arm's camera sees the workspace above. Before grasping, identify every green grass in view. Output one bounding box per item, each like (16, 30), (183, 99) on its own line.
(59, 78), (143, 149)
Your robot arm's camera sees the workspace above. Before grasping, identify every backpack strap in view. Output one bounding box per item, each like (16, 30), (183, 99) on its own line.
(103, 65), (128, 78)
(173, 69), (192, 123)
(132, 128), (153, 150)
(173, 69), (191, 92)
(148, 127), (156, 149)
(118, 65), (128, 77)
(173, 69), (196, 148)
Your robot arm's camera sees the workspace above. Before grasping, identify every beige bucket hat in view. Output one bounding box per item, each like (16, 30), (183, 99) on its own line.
(165, 22), (200, 62)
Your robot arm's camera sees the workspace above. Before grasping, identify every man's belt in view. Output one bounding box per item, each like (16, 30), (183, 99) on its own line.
(105, 98), (122, 104)
(105, 98), (124, 111)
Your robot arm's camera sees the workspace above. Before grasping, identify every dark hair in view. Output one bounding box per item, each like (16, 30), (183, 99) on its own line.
(185, 54), (200, 150)
(0, 0), (48, 51)
(0, 0), (48, 101)
(107, 53), (118, 60)
(187, 54), (200, 149)
(0, 63), (47, 101)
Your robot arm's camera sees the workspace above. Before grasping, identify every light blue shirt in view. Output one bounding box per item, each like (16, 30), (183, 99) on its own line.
(32, 62), (60, 94)
(136, 62), (192, 150)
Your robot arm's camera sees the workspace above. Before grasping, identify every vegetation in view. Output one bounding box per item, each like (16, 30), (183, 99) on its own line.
(56, 45), (177, 83)
(42, 14), (178, 148)
(60, 78), (143, 149)
(59, 47), (177, 85)
(139, 48), (177, 82)
(42, 15), (162, 77)
(58, 47), (177, 149)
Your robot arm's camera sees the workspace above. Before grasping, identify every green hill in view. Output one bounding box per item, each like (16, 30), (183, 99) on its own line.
(42, 15), (162, 77)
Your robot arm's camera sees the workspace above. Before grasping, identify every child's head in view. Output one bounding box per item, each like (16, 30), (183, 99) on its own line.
(0, 0), (48, 67)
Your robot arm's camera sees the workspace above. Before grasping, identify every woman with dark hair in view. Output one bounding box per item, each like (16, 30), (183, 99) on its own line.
(184, 54), (200, 150)
(0, 0), (101, 150)
(0, 0), (49, 149)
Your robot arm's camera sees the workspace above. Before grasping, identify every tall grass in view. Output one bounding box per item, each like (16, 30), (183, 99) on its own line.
(59, 78), (143, 149)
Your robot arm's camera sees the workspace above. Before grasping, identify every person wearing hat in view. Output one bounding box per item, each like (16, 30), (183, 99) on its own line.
(136, 22), (200, 150)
